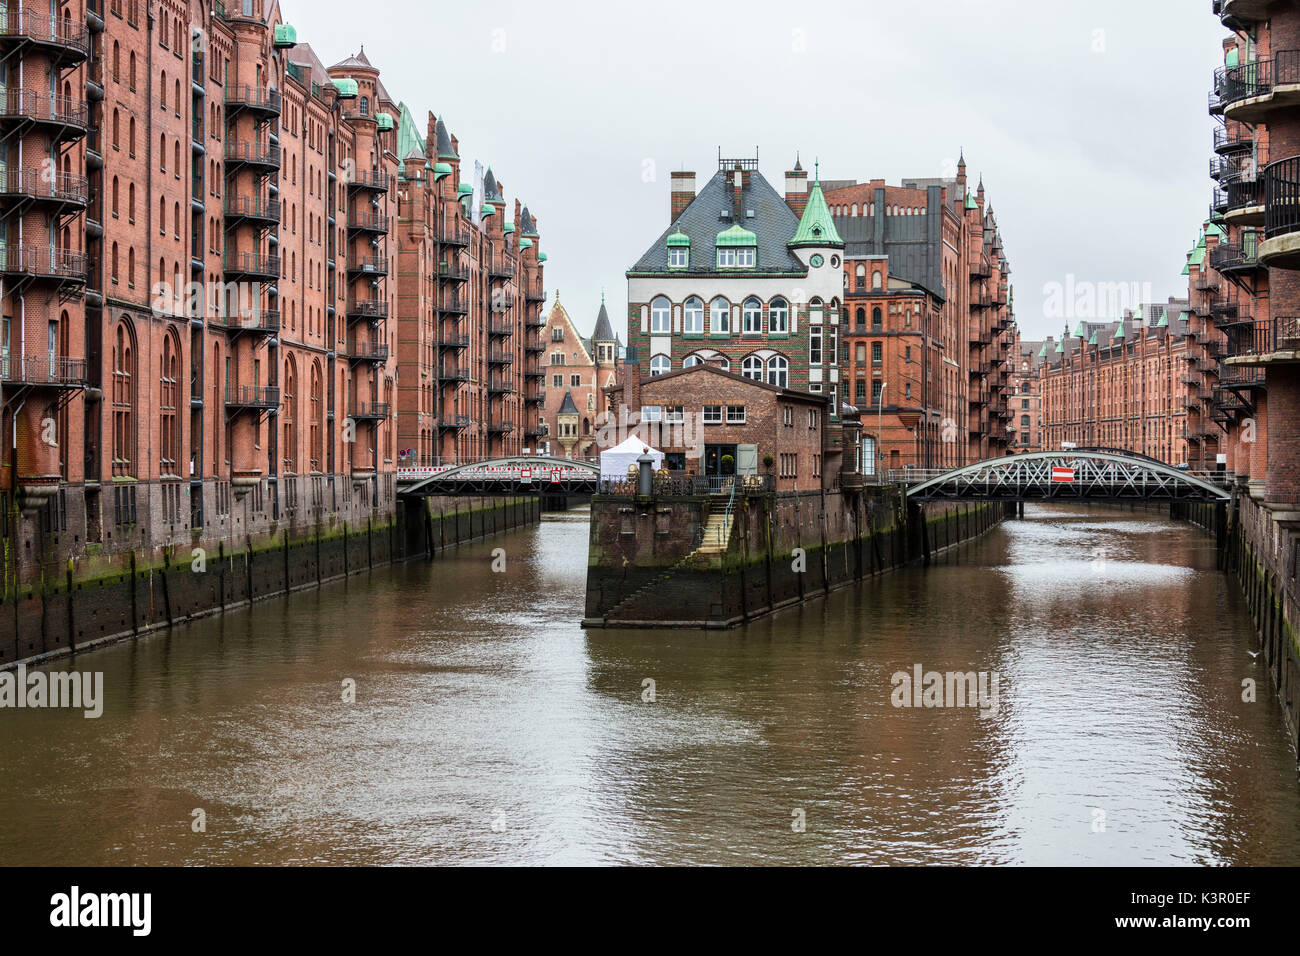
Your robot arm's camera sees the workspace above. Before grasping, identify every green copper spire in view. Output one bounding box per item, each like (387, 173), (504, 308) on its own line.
(1073, 320), (1087, 338)
(1054, 339), (1064, 354)
(1038, 341), (1049, 357)
(1088, 330), (1098, 346)
(1113, 320), (1126, 340)
(1157, 310), (1169, 328)
(789, 175), (844, 248)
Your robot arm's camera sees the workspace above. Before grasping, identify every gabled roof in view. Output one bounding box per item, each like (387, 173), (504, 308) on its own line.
(639, 362), (826, 405)
(789, 178), (843, 248)
(628, 169), (805, 275)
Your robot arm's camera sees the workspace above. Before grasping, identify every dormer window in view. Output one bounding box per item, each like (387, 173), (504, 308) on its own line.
(667, 229), (690, 269)
(715, 224), (757, 269)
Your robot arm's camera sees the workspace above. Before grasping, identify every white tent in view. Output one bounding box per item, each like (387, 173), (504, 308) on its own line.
(600, 435), (665, 480)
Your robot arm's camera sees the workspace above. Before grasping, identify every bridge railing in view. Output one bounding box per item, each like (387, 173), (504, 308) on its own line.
(598, 474), (775, 497)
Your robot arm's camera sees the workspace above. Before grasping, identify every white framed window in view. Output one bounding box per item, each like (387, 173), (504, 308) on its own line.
(683, 354), (701, 368)
(710, 296), (730, 333)
(715, 246), (755, 268)
(650, 354), (670, 376)
(669, 246), (688, 268)
(642, 405), (662, 422)
(782, 405), (794, 426)
(651, 295), (671, 333)
(741, 355), (764, 381)
(769, 297), (788, 333)
(767, 355), (788, 388)
(684, 296), (704, 334)
(810, 326), (822, 365)
(742, 297), (761, 334)
(665, 405), (684, 423)
(702, 404), (722, 424)
(726, 404), (745, 424)
(715, 356), (730, 371)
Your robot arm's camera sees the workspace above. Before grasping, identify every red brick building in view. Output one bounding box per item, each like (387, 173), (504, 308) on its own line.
(537, 294), (620, 458)
(1008, 331), (1044, 453)
(607, 362), (835, 492)
(0, 0), (540, 586)
(826, 155), (1015, 474)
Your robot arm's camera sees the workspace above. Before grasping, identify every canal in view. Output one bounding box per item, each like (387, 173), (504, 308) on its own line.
(1, 503), (1297, 865)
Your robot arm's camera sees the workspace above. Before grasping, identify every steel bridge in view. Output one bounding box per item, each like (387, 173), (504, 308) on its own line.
(397, 456), (600, 496)
(899, 451), (1232, 502)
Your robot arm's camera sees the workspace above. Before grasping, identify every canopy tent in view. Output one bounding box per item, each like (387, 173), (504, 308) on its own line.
(599, 435), (665, 480)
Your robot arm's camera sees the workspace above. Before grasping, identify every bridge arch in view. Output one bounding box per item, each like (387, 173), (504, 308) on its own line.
(904, 451), (1231, 502)
(398, 456), (600, 496)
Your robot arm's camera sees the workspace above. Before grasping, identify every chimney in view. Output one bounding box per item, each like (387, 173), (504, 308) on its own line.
(785, 160), (808, 216)
(732, 163), (744, 221)
(670, 171), (695, 221)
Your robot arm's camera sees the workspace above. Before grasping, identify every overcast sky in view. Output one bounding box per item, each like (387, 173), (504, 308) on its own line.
(287, 0), (1224, 342)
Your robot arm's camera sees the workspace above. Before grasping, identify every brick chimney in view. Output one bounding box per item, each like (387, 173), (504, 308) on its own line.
(732, 163), (744, 221)
(785, 159), (808, 216)
(670, 170), (695, 221)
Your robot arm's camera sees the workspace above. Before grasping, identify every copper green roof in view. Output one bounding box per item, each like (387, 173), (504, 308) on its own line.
(716, 223), (757, 247)
(503, 222), (515, 234)
(396, 103), (426, 171)
(1113, 321), (1126, 340)
(1088, 330), (1098, 346)
(1072, 320), (1087, 338)
(1038, 342), (1048, 357)
(666, 229), (691, 247)
(376, 112), (394, 132)
(1133, 305), (1143, 322)
(480, 204), (495, 218)
(1157, 310), (1169, 328)
(433, 162), (452, 180)
(456, 183), (473, 196)
(273, 24), (297, 48)
(538, 252), (547, 262)
(1054, 339), (1064, 354)
(965, 192), (978, 210)
(1179, 310), (1191, 321)
(331, 78), (358, 99)
(788, 178), (843, 248)
(519, 238), (533, 250)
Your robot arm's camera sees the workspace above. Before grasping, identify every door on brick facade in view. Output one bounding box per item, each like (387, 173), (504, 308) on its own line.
(736, 444), (758, 476)
(704, 443), (737, 476)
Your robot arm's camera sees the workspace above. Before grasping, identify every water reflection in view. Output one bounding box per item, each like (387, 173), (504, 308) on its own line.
(0, 503), (1295, 865)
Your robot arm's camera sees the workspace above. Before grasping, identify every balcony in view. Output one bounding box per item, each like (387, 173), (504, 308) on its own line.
(0, 89), (87, 136)
(1219, 167), (1264, 224)
(488, 377), (515, 394)
(439, 364), (469, 382)
(969, 390), (990, 406)
(1213, 124), (1252, 155)
(346, 170), (389, 193)
(347, 401), (390, 422)
(487, 420), (514, 434)
(347, 256), (388, 277)
(210, 308), (280, 336)
(971, 293), (992, 310)
(224, 84), (281, 117)
(1209, 233), (1263, 275)
(488, 320), (514, 336)
(0, 10), (90, 64)
(440, 293), (468, 314)
(525, 288), (545, 304)
(0, 168), (88, 210)
(438, 263), (469, 282)
(487, 350), (513, 365)
(224, 141), (281, 170)
(225, 385), (280, 409)
(0, 354), (87, 387)
(439, 223), (470, 246)
(1260, 156), (1300, 267)
(970, 257), (992, 279)
(525, 313), (545, 329)
(487, 261), (514, 280)
(439, 415), (470, 430)
(347, 342), (389, 365)
(223, 251), (280, 280)
(439, 332), (469, 349)
(523, 367), (544, 379)
(1223, 316), (1300, 361)
(524, 340), (545, 354)
(223, 195), (281, 225)
(347, 212), (390, 234)
(346, 298), (388, 322)
(0, 243), (87, 283)
(523, 387), (543, 405)
(1221, 51), (1300, 123)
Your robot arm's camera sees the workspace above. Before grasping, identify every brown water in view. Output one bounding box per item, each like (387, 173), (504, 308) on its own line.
(0, 503), (1296, 865)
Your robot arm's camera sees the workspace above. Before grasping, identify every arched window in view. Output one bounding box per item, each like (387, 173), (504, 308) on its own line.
(683, 295), (703, 334)
(709, 296), (730, 334)
(112, 320), (136, 476)
(714, 356), (730, 371)
(872, 271), (882, 290)
(769, 297), (789, 334)
(851, 203), (858, 216)
(128, 116), (135, 156)
(310, 361), (323, 471)
(683, 354), (701, 368)
(128, 183), (135, 220)
(650, 354), (670, 376)
(129, 51), (136, 90)
(742, 297), (762, 334)
(360, 96), (370, 116)
(160, 330), (179, 474)
(766, 355), (788, 388)
(855, 264), (866, 290)
(110, 242), (119, 281)
(111, 177), (119, 216)
(112, 108), (120, 148)
(161, 71), (167, 108)
(283, 356), (297, 472)
(855, 307), (865, 330)
(741, 355), (764, 381)
(650, 295), (670, 333)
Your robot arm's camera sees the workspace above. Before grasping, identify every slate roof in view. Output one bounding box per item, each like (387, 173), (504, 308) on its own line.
(557, 390), (579, 415)
(330, 48), (374, 70)
(592, 299), (614, 341)
(435, 116), (457, 160)
(628, 169), (806, 275)
(483, 168), (502, 203)
(520, 205), (537, 237)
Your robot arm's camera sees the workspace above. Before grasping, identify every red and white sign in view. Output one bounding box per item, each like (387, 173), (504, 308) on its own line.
(551, 469), (562, 484)
(1051, 466), (1075, 483)
(520, 468), (533, 483)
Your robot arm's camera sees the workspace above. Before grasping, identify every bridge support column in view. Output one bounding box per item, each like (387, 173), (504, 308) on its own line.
(1016, 500), (1024, 519)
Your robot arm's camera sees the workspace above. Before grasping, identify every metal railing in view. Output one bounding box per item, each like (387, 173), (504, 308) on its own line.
(346, 170), (389, 191)
(0, 88), (87, 127)
(598, 473), (776, 496)
(222, 251), (280, 276)
(348, 401), (390, 420)
(1220, 51), (1300, 109)
(225, 141), (281, 167)
(1213, 124), (1252, 153)
(0, 167), (88, 203)
(1263, 154), (1300, 240)
(0, 243), (87, 279)
(347, 298), (387, 320)
(211, 309), (280, 334)
(225, 84), (281, 114)
(223, 195), (281, 221)
(0, 10), (90, 56)
(225, 385), (280, 407)
(1235, 316), (1300, 355)
(347, 212), (390, 232)
(0, 354), (87, 385)
(347, 256), (388, 275)
(1209, 232), (1260, 271)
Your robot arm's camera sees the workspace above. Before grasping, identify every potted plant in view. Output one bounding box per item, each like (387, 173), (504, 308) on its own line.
(763, 454), (774, 470)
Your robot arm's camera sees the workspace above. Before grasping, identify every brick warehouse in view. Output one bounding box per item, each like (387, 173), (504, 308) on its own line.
(824, 155), (1015, 473)
(0, 0), (544, 589)
(1008, 331), (1044, 453)
(535, 294), (621, 459)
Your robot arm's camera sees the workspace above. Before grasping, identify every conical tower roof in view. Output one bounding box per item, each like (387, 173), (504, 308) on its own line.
(592, 292), (614, 342)
(788, 173), (843, 248)
(558, 389), (579, 415)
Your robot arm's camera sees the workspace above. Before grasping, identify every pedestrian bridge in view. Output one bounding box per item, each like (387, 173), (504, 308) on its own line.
(397, 456), (600, 496)
(899, 451), (1232, 502)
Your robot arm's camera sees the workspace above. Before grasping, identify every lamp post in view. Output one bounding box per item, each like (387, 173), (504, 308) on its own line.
(877, 381), (887, 481)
